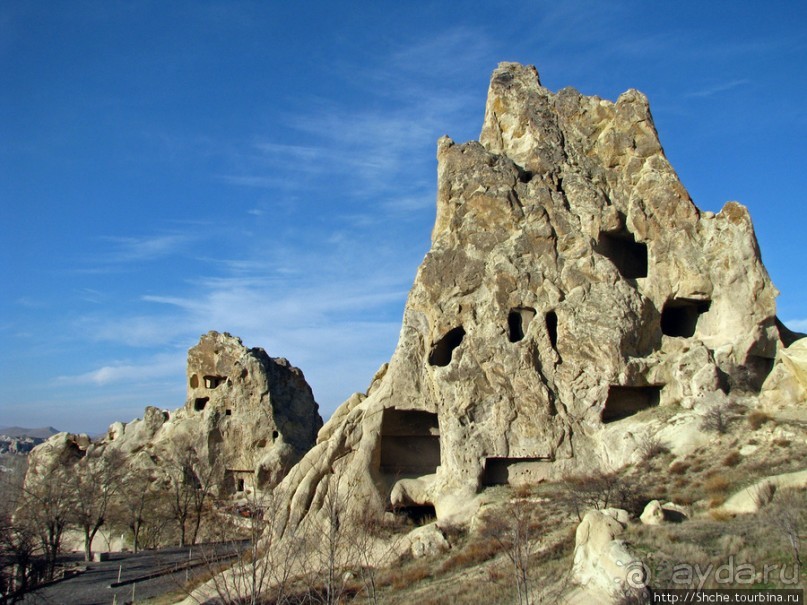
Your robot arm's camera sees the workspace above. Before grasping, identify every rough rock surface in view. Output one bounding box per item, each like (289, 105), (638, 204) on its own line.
(273, 62), (787, 535)
(760, 338), (807, 410)
(639, 500), (690, 525)
(720, 469), (807, 515)
(25, 331), (322, 496)
(569, 508), (642, 603)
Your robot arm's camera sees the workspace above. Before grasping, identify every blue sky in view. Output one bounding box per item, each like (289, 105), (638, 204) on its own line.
(2, 1), (806, 434)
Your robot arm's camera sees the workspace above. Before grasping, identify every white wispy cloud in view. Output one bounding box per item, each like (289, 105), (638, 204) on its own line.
(100, 232), (195, 262)
(76, 313), (192, 348)
(684, 79), (751, 99)
(57, 351), (184, 386)
(219, 25), (490, 204)
(59, 26), (493, 420)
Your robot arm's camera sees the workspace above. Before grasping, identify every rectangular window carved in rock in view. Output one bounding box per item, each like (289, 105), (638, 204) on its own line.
(661, 299), (711, 338)
(601, 385), (661, 423)
(379, 409), (440, 476)
(595, 230), (648, 279)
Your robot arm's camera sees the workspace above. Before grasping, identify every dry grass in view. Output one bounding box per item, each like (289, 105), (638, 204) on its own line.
(748, 410), (773, 430)
(722, 450), (741, 467)
(439, 536), (502, 573)
(669, 460), (690, 475)
(708, 508), (734, 522)
(388, 559), (433, 590)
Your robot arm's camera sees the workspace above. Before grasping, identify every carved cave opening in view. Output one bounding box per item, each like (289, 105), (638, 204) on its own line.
(596, 230), (648, 279)
(482, 457), (552, 486)
(194, 397), (209, 412)
(204, 375), (226, 389)
(224, 470), (254, 495)
(189, 374), (199, 389)
(601, 385), (662, 423)
(392, 504), (436, 525)
(732, 355), (776, 392)
(661, 299), (711, 338)
(380, 409), (440, 477)
(508, 307), (536, 342)
(428, 326), (466, 367)
(546, 310), (558, 351)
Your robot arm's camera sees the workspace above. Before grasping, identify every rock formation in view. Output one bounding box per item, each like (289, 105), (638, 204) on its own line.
(273, 62), (788, 534)
(25, 331), (322, 497)
(568, 508), (642, 603)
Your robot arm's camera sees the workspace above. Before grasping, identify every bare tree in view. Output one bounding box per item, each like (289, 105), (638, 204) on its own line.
(164, 438), (218, 547)
(109, 464), (160, 554)
(198, 486), (304, 605)
(700, 402), (734, 434)
(1, 470), (39, 601)
(67, 449), (125, 561)
(483, 498), (537, 605)
(764, 488), (805, 568)
(300, 474), (359, 605)
(19, 466), (72, 579)
(559, 471), (644, 520)
(345, 500), (405, 605)
(0, 514), (39, 601)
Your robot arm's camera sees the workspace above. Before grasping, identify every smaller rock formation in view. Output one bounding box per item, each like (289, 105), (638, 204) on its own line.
(760, 338), (807, 410)
(569, 509), (644, 603)
(639, 500), (690, 525)
(24, 331), (322, 501)
(181, 331), (322, 491)
(720, 470), (807, 515)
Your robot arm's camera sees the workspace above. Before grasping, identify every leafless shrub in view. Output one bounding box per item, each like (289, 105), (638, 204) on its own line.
(703, 475), (730, 505)
(638, 433), (670, 460)
(700, 402), (734, 434)
(752, 481), (777, 510)
(560, 471), (646, 520)
(669, 461), (690, 475)
(481, 499), (538, 605)
(763, 488), (805, 568)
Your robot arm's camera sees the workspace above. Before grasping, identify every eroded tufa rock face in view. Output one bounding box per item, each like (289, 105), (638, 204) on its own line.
(184, 331), (322, 489)
(275, 62), (785, 532)
(25, 331), (322, 497)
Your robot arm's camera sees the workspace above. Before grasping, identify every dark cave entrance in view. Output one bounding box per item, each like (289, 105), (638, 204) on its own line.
(391, 504), (436, 525)
(428, 326), (466, 367)
(194, 397), (209, 412)
(508, 307), (536, 342)
(379, 409), (440, 477)
(596, 230), (648, 279)
(546, 310), (559, 351)
(481, 457), (552, 486)
(204, 375), (226, 389)
(601, 385), (662, 423)
(661, 299), (711, 338)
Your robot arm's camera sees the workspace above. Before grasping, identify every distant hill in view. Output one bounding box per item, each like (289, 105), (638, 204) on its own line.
(0, 426), (60, 439)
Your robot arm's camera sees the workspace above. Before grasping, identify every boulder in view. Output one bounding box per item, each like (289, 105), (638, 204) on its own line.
(407, 523), (450, 558)
(571, 508), (644, 601)
(721, 469), (807, 514)
(640, 500), (690, 525)
(760, 338), (807, 409)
